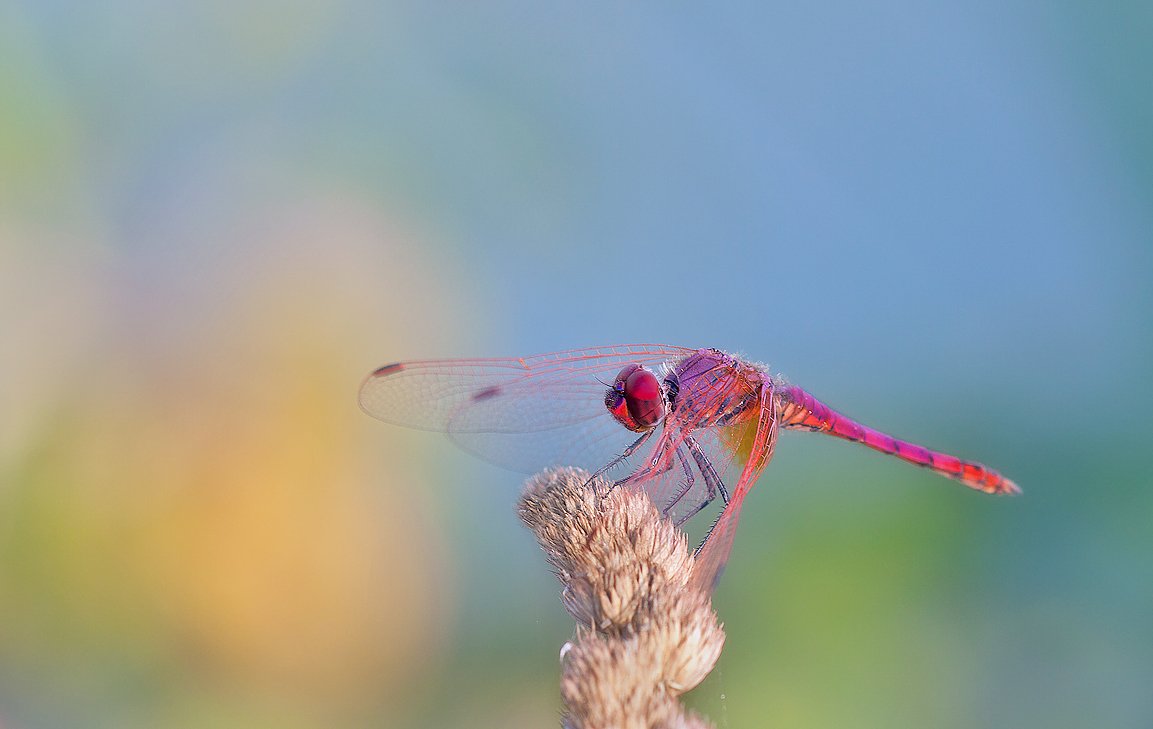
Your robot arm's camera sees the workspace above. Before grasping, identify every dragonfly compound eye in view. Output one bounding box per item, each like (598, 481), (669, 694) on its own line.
(604, 364), (666, 432)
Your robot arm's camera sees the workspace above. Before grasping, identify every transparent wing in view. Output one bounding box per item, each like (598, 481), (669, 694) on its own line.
(359, 344), (695, 473)
(690, 385), (778, 593)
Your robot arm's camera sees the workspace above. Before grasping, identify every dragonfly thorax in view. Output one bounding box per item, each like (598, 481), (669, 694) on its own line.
(668, 349), (762, 428)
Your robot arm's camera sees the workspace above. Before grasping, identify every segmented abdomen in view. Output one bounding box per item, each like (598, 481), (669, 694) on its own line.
(775, 385), (1019, 495)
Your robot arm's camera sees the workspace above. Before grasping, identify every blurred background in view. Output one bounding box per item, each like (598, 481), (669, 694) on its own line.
(1, 2), (1150, 727)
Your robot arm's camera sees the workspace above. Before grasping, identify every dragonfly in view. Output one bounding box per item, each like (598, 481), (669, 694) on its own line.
(359, 344), (1018, 592)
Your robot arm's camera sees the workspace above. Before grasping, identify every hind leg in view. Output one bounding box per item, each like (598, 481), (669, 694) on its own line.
(673, 435), (731, 527)
(661, 445), (698, 516)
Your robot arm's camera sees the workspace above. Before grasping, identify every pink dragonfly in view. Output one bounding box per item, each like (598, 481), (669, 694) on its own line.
(359, 344), (1018, 592)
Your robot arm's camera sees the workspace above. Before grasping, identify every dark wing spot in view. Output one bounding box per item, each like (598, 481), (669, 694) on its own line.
(472, 385), (502, 402)
(371, 362), (404, 377)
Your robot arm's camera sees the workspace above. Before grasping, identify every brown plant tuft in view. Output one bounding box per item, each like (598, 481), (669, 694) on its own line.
(518, 467), (724, 729)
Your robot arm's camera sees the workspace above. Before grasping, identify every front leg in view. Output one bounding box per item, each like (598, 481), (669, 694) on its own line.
(585, 429), (655, 485)
(612, 430), (678, 491)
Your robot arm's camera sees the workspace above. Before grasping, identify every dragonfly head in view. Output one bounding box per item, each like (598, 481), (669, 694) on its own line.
(604, 364), (667, 432)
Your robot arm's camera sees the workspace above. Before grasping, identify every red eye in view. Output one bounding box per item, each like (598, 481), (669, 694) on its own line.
(624, 368), (660, 402)
(604, 364), (666, 431)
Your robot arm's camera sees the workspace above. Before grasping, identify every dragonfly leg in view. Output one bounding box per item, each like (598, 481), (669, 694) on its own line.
(612, 435), (676, 491)
(686, 435), (729, 505)
(662, 446), (697, 516)
(675, 500), (711, 528)
(585, 430), (655, 485)
(693, 512), (724, 557)
(668, 436), (728, 525)
(689, 457), (745, 556)
(672, 436), (731, 528)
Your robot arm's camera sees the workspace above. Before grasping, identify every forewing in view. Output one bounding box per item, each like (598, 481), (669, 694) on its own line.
(359, 344), (694, 472)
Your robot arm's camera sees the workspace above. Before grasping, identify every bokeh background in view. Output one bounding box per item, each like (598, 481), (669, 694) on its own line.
(2, 2), (1150, 728)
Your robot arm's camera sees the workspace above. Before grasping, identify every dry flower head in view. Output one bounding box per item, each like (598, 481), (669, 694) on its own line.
(518, 467), (725, 729)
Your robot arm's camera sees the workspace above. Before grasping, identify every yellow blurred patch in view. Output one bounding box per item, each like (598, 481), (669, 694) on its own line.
(0, 196), (466, 723)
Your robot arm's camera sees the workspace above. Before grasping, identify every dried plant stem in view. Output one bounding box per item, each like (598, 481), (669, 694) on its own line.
(518, 468), (725, 729)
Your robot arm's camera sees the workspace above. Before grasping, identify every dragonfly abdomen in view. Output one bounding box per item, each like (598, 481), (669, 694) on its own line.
(776, 385), (1019, 495)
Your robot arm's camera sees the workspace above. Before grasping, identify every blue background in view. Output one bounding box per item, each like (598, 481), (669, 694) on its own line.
(1, 2), (1150, 727)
